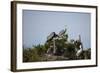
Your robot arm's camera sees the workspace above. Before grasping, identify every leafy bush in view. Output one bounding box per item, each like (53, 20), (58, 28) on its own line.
(23, 44), (49, 62)
(23, 28), (91, 62)
(63, 43), (76, 59)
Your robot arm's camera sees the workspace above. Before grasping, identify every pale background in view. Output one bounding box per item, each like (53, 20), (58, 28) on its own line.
(0, 0), (99, 73)
(23, 10), (91, 49)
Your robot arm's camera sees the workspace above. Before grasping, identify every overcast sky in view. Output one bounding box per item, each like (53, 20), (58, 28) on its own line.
(22, 10), (91, 49)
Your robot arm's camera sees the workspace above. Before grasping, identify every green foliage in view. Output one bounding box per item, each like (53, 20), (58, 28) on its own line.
(63, 43), (76, 59)
(23, 28), (91, 62)
(23, 44), (47, 62)
(33, 44), (46, 56)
